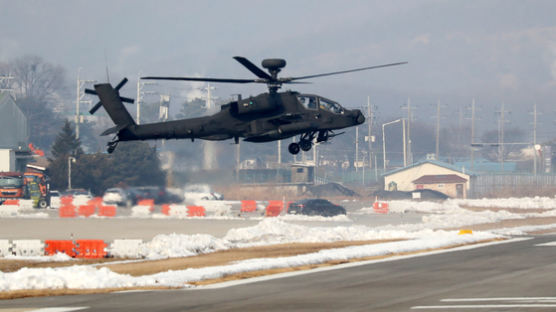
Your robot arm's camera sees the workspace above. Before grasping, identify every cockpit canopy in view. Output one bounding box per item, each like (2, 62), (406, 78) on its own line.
(297, 94), (344, 114)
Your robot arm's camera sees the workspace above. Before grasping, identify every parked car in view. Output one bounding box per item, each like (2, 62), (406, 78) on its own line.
(102, 187), (132, 207)
(128, 186), (182, 204)
(287, 199), (346, 217)
(184, 184), (223, 202)
(49, 190), (61, 209)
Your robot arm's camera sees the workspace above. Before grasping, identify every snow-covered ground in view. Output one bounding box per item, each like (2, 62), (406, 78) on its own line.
(2, 196), (556, 292)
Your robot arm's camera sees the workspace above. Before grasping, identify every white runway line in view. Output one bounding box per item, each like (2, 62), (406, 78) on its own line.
(413, 297), (556, 309)
(535, 241), (556, 247)
(412, 304), (556, 309)
(28, 308), (89, 312)
(442, 297), (556, 302)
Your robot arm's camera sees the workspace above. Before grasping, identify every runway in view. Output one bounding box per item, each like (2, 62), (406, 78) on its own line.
(2, 235), (555, 311)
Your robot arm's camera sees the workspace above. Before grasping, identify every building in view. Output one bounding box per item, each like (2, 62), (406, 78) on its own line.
(0, 92), (33, 172)
(0, 92), (28, 149)
(383, 160), (471, 198)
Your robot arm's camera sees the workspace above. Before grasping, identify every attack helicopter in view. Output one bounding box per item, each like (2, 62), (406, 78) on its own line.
(86, 56), (406, 154)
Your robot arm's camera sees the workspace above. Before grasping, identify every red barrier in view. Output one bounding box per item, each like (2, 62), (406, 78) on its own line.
(161, 204), (171, 216)
(265, 200), (283, 217)
(78, 204), (96, 217)
(373, 202), (389, 214)
(61, 196), (73, 205)
(240, 200), (257, 213)
(187, 205), (206, 217)
(98, 205), (116, 217)
(75, 240), (107, 258)
(2, 199), (19, 205)
(59, 205), (76, 218)
(138, 199), (155, 212)
(88, 197), (103, 208)
(45, 240), (76, 257)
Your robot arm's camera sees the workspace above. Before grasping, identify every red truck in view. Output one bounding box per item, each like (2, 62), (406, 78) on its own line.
(0, 172), (27, 205)
(24, 165), (50, 208)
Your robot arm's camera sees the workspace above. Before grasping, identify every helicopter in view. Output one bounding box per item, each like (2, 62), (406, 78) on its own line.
(85, 56), (406, 154)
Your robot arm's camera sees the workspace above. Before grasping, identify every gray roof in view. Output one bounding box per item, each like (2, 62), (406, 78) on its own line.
(0, 92), (29, 149)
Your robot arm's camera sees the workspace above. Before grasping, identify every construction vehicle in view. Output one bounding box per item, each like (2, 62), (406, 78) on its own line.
(0, 171), (27, 205)
(24, 165), (50, 208)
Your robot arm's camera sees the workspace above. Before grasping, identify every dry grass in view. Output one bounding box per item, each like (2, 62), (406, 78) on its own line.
(0, 238), (501, 300)
(103, 240), (401, 276)
(189, 238), (503, 286)
(0, 258), (123, 273)
(0, 286), (174, 300)
(460, 205), (552, 214)
(446, 216), (556, 231)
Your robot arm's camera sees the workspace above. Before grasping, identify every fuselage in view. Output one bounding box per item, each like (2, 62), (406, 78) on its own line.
(119, 91), (365, 143)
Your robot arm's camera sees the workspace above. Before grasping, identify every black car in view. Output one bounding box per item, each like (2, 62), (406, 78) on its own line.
(288, 199), (346, 217)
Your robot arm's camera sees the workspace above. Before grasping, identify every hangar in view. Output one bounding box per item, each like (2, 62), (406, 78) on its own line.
(383, 160), (471, 198)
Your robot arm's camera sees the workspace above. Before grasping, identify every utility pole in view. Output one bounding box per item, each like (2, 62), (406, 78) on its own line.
(402, 98), (413, 164)
(277, 140), (281, 164)
(203, 83), (217, 170)
(355, 126), (359, 172)
(135, 74), (157, 125)
(367, 96), (373, 171)
(497, 102), (510, 171)
(402, 118), (407, 167)
(532, 103), (538, 175)
(470, 98), (476, 171)
(436, 100), (441, 160)
(75, 68), (95, 139)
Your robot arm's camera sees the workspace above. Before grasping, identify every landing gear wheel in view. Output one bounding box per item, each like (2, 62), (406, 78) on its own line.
(107, 141), (119, 154)
(288, 142), (300, 155)
(299, 139), (312, 151)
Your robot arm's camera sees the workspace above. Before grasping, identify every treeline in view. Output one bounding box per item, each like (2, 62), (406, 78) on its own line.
(47, 120), (165, 195)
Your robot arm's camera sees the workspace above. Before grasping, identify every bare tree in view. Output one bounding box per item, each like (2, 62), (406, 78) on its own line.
(8, 55), (65, 101)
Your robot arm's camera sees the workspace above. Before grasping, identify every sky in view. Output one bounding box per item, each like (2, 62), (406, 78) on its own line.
(1, 0), (556, 140)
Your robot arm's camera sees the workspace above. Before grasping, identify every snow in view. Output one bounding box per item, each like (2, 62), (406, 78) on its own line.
(0, 231), (499, 291)
(2, 196), (556, 291)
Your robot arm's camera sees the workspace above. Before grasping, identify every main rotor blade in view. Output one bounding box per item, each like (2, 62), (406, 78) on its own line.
(233, 56), (272, 80)
(141, 76), (258, 84)
(287, 62), (408, 81)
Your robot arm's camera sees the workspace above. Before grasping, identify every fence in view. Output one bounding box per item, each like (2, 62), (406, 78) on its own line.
(471, 174), (556, 197)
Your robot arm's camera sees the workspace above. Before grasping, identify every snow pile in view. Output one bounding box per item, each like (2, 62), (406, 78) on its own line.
(454, 197), (556, 209)
(0, 266), (154, 291)
(225, 219), (436, 246)
(131, 205), (152, 217)
(139, 233), (231, 259)
(0, 231), (500, 291)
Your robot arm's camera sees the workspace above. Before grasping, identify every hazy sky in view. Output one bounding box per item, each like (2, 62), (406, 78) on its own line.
(2, 0), (556, 140)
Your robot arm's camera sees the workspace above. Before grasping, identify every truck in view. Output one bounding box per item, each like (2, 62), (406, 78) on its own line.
(24, 165), (50, 208)
(0, 171), (27, 205)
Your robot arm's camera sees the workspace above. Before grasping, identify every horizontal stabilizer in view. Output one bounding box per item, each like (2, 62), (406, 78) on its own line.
(101, 124), (128, 136)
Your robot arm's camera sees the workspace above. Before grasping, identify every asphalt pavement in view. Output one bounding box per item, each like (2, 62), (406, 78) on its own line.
(2, 235), (555, 311)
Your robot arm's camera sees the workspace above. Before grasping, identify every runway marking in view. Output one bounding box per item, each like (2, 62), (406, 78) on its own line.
(535, 241), (556, 246)
(5, 308), (90, 312)
(412, 297), (556, 309)
(412, 304), (556, 309)
(442, 297), (556, 302)
(197, 237), (532, 290)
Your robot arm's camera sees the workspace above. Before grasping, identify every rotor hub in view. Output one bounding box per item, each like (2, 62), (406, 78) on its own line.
(261, 59), (286, 72)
